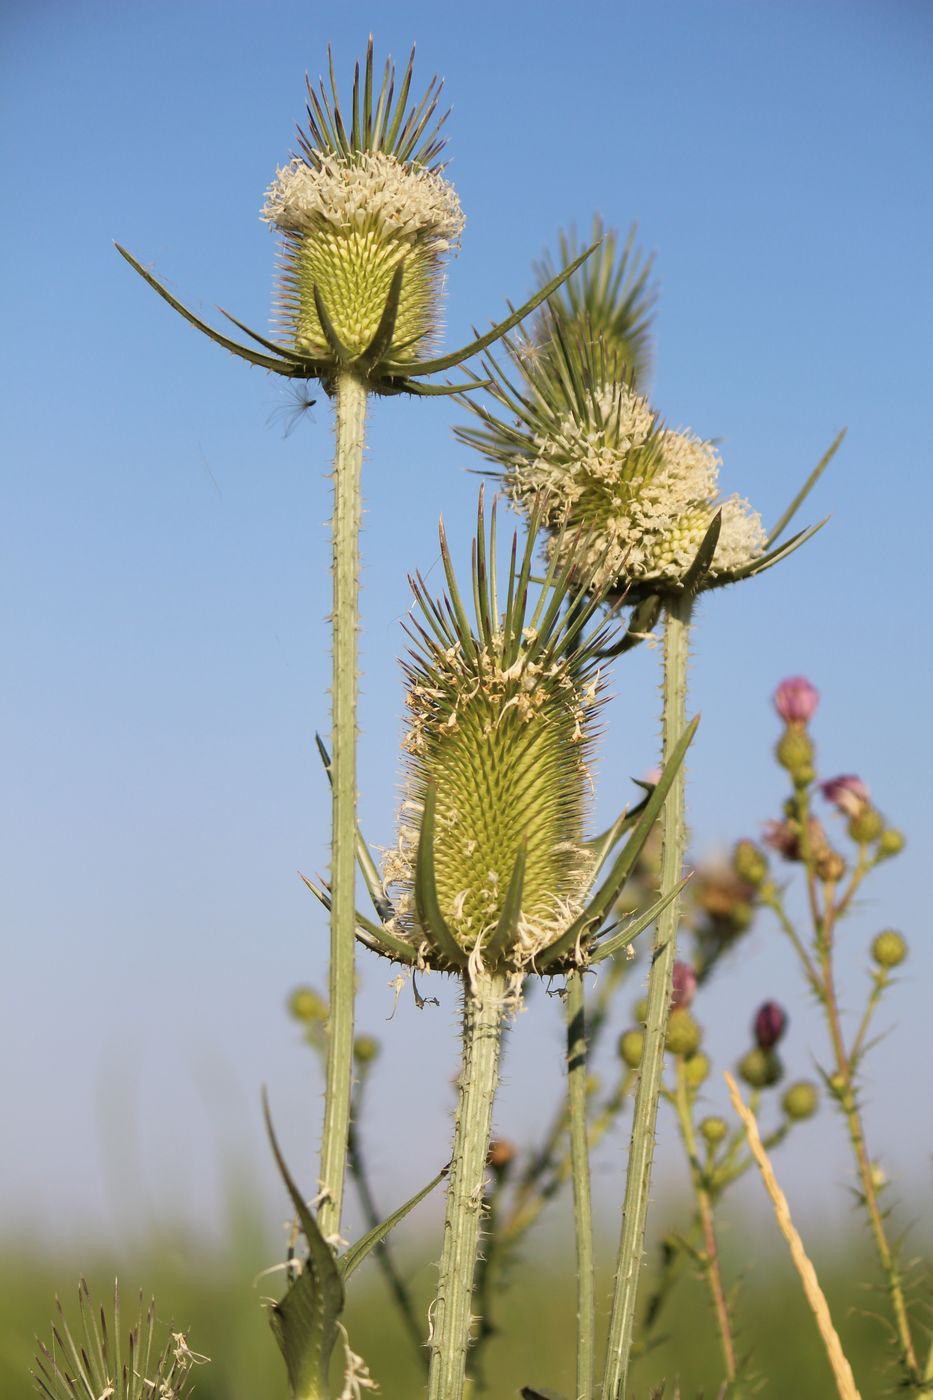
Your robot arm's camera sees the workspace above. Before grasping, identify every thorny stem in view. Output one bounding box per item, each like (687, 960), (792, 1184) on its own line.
(672, 1060), (737, 1386)
(816, 898), (920, 1385)
(602, 591), (693, 1399)
(428, 972), (508, 1400)
(318, 371), (367, 1243)
(567, 970), (596, 1400)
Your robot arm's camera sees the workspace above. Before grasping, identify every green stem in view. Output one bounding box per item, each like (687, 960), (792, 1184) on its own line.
(318, 371), (367, 1243)
(567, 970), (596, 1400)
(428, 972), (508, 1400)
(602, 591), (692, 1399)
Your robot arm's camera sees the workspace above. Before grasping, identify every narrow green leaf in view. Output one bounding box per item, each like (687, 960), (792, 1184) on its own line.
(521, 1388), (570, 1400)
(589, 877), (692, 963)
(581, 795), (650, 879)
(727, 519), (827, 582)
(680, 510), (722, 596)
(399, 242), (599, 377)
(339, 1162), (449, 1281)
(484, 840), (527, 967)
(767, 429), (845, 546)
(358, 262), (405, 372)
(313, 285), (352, 365)
(216, 307), (316, 364)
(314, 734), (393, 920)
(114, 244), (301, 375)
(415, 785), (469, 968)
(298, 873), (417, 965)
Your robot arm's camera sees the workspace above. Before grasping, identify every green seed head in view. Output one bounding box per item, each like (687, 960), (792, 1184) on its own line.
(847, 806), (884, 844)
(738, 1046), (783, 1089)
(261, 42), (464, 381)
(666, 1009), (703, 1058)
(700, 1115), (728, 1145)
(618, 1028), (645, 1068)
(381, 494), (616, 976)
(877, 827), (905, 858)
(782, 1081), (819, 1120)
(871, 929), (907, 968)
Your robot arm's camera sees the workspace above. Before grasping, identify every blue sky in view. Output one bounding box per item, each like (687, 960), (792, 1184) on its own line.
(1, 0), (931, 1250)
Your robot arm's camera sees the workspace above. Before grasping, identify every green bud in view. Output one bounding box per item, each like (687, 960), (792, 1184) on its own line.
(353, 1035), (381, 1065)
(683, 1052), (711, 1088)
(699, 1115), (728, 1145)
(288, 986), (328, 1024)
(776, 726), (814, 779)
(634, 997), (649, 1025)
(877, 827), (905, 858)
(828, 1072), (848, 1100)
(782, 1081), (818, 1120)
(847, 806), (884, 844)
(871, 929), (907, 968)
(737, 1046), (783, 1089)
(618, 1029), (644, 1069)
(666, 1010), (703, 1059)
(733, 839), (768, 887)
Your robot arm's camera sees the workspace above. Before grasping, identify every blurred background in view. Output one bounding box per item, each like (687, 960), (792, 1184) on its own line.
(2, 2), (931, 1395)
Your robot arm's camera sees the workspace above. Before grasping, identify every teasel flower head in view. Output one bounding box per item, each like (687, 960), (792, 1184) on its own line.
(117, 41), (597, 399)
(34, 1279), (205, 1400)
(314, 491), (697, 986)
(260, 41), (464, 384)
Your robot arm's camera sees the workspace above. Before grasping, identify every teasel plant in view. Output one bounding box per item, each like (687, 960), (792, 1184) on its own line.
(456, 246), (844, 1394)
(302, 489), (697, 1399)
(33, 1278), (207, 1400)
(725, 676), (930, 1395)
(115, 39), (597, 1289)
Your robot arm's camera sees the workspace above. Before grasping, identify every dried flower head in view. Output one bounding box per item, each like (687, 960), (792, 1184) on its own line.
(457, 331), (770, 603)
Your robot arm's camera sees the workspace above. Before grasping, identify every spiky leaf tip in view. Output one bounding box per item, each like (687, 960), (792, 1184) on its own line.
(381, 495), (616, 975)
(260, 40), (464, 376)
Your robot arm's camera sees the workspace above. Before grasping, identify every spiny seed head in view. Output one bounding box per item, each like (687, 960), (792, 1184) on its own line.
(871, 929), (907, 968)
(618, 1028), (645, 1068)
(381, 494), (616, 977)
(782, 1081), (819, 1120)
(458, 349), (765, 600)
(700, 1115), (728, 1145)
(738, 1045), (783, 1089)
(261, 42), (464, 376)
(684, 1051), (711, 1088)
(666, 1009), (702, 1058)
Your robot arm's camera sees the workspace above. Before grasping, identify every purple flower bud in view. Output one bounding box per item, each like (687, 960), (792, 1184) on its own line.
(821, 774), (870, 818)
(754, 1000), (787, 1049)
(672, 960), (697, 1010)
(773, 676), (819, 725)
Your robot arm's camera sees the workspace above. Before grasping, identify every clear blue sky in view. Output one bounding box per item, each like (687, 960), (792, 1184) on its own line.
(2, 0), (931, 1249)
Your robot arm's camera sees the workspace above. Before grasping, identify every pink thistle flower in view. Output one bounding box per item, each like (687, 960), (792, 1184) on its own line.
(754, 1000), (788, 1049)
(773, 676), (819, 725)
(672, 960), (697, 1010)
(821, 774), (870, 818)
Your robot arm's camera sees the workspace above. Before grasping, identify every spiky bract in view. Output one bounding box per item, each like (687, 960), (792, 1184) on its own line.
(261, 41), (463, 377)
(34, 1280), (203, 1400)
(458, 331), (766, 602)
(381, 494), (617, 975)
(531, 216), (657, 384)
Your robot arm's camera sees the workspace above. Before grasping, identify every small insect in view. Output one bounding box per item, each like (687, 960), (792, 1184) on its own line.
(267, 379), (318, 437)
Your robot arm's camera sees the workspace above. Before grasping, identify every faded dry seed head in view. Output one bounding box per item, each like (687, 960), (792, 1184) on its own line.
(381, 501), (613, 975)
(511, 382), (765, 591)
(262, 151), (464, 362)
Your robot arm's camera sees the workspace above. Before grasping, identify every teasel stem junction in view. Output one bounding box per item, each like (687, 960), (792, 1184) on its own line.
(602, 588), (693, 1398)
(428, 971), (508, 1400)
(566, 968), (596, 1400)
(318, 370), (367, 1243)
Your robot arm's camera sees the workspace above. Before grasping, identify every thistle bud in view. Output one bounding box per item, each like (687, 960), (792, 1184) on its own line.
(847, 806), (884, 844)
(618, 1029), (645, 1069)
(683, 1052), (711, 1088)
(666, 1010), (703, 1058)
(353, 1035), (380, 1065)
(773, 676), (819, 725)
(487, 1139), (516, 1173)
(733, 839), (768, 887)
(820, 774), (870, 818)
(260, 42), (464, 385)
(877, 828), (905, 859)
(288, 986), (328, 1024)
(782, 1081), (818, 1120)
(775, 725), (815, 781)
(672, 960), (697, 1010)
(738, 1046), (783, 1089)
(814, 847), (847, 882)
(753, 1001), (787, 1050)
(700, 1116), (728, 1145)
(871, 930), (907, 968)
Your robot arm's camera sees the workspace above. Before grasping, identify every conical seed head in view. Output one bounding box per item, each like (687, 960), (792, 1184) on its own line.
(263, 151), (464, 363)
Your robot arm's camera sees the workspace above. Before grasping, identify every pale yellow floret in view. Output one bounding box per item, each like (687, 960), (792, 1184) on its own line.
(261, 150), (465, 252)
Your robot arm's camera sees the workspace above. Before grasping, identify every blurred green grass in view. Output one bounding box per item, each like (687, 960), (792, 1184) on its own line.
(3, 1190), (925, 1400)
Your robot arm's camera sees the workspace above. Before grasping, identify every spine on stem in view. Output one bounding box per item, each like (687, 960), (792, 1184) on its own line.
(602, 591), (693, 1398)
(318, 371), (367, 1243)
(428, 972), (508, 1400)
